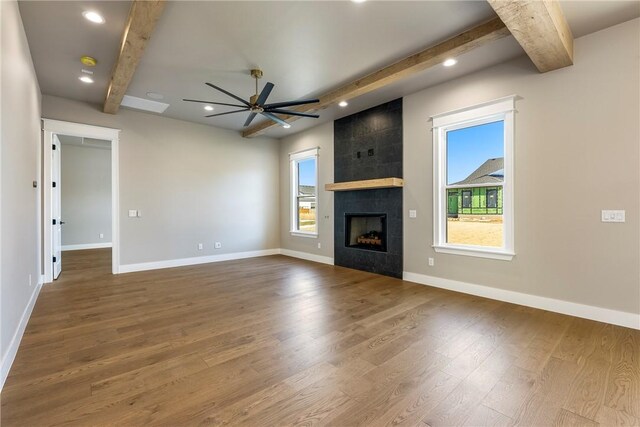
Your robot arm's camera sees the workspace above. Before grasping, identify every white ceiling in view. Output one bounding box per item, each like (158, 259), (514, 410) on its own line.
(19, 1), (640, 139)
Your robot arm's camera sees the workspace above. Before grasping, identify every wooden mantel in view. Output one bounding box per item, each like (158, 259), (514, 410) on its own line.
(325, 178), (404, 192)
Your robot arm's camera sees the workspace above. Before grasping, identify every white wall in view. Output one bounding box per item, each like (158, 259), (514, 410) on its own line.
(279, 122), (334, 261)
(60, 143), (112, 248)
(1, 0), (42, 386)
(279, 19), (640, 319)
(41, 96), (281, 267)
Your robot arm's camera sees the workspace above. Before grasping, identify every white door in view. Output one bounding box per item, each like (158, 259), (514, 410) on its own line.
(52, 137), (62, 279)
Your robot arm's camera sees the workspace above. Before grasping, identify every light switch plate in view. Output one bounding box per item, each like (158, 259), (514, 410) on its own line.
(128, 209), (137, 218)
(601, 210), (625, 223)
(409, 210), (417, 218)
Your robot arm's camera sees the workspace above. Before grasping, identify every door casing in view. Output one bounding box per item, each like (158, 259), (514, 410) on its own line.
(42, 119), (120, 283)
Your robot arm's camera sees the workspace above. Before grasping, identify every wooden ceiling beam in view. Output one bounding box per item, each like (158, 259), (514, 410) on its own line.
(243, 17), (510, 138)
(487, 0), (573, 73)
(103, 0), (166, 114)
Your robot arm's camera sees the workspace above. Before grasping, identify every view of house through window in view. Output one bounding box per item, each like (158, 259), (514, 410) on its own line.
(290, 148), (318, 235)
(296, 158), (317, 233)
(446, 120), (504, 247)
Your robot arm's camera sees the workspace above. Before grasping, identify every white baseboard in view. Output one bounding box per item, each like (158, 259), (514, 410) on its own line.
(1, 281), (43, 391)
(118, 249), (281, 274)
(62, 242), (112, 251)
(280, 249), (334, 265)
(403, 271), (639, 330)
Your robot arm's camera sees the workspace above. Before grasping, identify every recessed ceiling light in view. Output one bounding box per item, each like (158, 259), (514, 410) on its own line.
(204, 105), (214, 111)
(146, 92), (164, 100)
(82, 11), (105, 24)
(79, 76), (94, 84)
(338, 101), (348, 107)
(283, 123), (291, 129)
(352, 0), (367, 3)
(443, 58), (457, 67)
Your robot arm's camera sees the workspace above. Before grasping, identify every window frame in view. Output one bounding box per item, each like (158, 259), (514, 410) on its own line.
(431, 96), (515, 261)
(289, 147), (319, 238)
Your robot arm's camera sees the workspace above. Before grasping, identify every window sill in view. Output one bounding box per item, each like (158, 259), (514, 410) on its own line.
(290, 231), (318, 239)
(433, 245), (514, 261)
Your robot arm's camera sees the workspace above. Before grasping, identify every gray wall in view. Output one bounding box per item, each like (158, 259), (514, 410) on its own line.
(60, 143), (112, 247)
(42, 96), (280, 266)
(403, 18), (639, 315)
(279, 122), (334, 259)
(280, 18), (640, 315)
(1, 0), (42, 374)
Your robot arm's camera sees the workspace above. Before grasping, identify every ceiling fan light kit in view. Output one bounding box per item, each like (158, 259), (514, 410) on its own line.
(183, 69), (320, 129)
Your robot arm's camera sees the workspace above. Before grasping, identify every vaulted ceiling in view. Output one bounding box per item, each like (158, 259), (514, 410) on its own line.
(19, 1), (640, 139)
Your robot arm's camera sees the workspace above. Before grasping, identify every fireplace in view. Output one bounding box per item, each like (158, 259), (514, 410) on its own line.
(334, 98), (403, 278)
(345, 213), (387, 252)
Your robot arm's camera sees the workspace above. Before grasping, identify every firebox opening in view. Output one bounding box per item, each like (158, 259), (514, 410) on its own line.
(345, 213), (387, 252)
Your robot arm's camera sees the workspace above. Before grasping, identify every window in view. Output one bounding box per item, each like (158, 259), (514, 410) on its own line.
(486, 188), (498, 208)
(462, 190), (472, 208)
(290, 147), (318, 236)
(432, 96), (515, 260)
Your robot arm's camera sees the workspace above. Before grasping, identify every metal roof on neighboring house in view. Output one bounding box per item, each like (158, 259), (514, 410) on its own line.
(452, 157), (504, 186)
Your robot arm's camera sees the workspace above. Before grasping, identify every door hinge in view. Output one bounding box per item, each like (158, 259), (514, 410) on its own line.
(52, 144), (56, 150)
(53, 256), (57, 263)
(52, 181), (57, 188)
(52, 219), (57, 225)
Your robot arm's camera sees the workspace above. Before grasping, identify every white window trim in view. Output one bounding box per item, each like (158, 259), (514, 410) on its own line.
(431, 95), (516, 261)
(290, 147), (319, 237)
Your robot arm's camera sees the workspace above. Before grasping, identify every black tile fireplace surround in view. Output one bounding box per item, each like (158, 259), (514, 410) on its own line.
(334, 99), (403, 278)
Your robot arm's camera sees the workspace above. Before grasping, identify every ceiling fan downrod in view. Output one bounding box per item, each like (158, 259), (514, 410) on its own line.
(249, 69), (263, 106)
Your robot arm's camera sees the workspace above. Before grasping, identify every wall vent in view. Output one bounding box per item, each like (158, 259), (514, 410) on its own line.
(120, 95), (169, 114)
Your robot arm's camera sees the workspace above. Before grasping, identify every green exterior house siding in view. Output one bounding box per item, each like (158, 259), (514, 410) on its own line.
(447, 186), (503, 216)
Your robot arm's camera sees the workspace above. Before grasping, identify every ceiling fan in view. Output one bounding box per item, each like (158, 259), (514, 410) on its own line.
(183, 69), (320, 128)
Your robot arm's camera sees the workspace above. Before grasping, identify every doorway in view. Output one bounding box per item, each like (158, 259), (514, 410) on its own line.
(42, 119), (120, 282)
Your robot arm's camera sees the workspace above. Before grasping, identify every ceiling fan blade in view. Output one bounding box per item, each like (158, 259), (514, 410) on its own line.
(265, 109), (320, 118)
(183, 99), (247, 108)
(205, 108), (249, 118)
(256, 82), (275, 106)
(244, 112), (258, 127)
(205, 83), (251, 106)
(261, 112), (290, 127)
(263, 98), (319, 109)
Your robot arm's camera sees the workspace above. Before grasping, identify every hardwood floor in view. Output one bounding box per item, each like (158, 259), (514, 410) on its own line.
(2, 249), (638, 426)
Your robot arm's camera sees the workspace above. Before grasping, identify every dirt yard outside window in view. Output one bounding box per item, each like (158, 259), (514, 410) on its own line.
(447, 216), (503, 247)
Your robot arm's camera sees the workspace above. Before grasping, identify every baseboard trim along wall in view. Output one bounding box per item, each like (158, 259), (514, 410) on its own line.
(403, 271), (640, 330)
(1, 281), (43, 391)
(280, 249), (335, 265)
(118, 249), (282, 274)
(62, 242), (112, 251)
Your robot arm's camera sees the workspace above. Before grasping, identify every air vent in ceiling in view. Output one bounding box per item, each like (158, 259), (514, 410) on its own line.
(120, 95), (169, 113)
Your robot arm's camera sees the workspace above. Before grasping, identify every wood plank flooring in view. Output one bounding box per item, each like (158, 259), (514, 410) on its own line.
(1, 249), (638, 426)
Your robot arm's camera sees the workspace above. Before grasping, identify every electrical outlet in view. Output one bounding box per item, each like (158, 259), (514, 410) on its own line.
(428, 257), (434, 267)
(198, 243), (203, 250)
(99, 233), (104, 239)
(409, 210), (417, 218)
(317, 243), (321, 249)
(214, 242), (222, 249)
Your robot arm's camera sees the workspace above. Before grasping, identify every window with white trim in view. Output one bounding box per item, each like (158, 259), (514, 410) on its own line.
(432, 96), (515, 260)
(290, 148), (318, 236)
